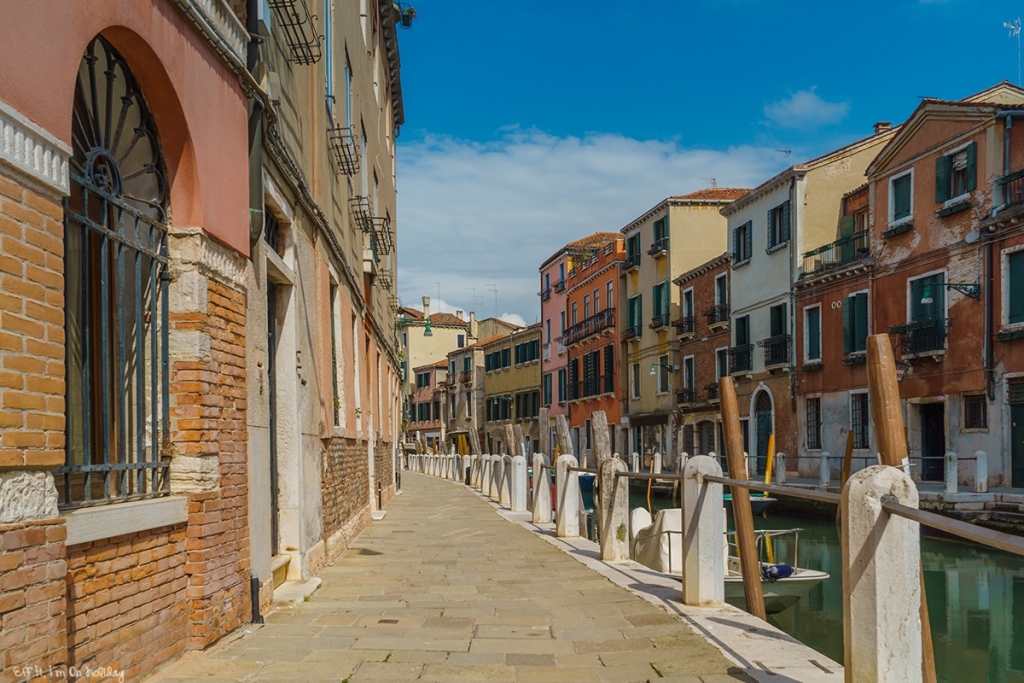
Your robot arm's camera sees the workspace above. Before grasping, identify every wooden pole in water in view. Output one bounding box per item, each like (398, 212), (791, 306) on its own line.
(763, 433), (776, 492)
(841, 430), (854, 487)
(865, 334), (937, 683)
(719, 375), (766, 621)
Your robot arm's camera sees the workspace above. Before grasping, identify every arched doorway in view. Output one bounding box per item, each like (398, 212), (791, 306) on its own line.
(754, 390), (773, 475)
(61, 35), (170, 506)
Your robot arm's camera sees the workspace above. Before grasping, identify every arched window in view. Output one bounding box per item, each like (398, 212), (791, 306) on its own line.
(59, 36), (171, 507)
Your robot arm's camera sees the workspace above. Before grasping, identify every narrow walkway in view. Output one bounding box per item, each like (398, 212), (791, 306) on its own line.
(151, 473), (749, 683)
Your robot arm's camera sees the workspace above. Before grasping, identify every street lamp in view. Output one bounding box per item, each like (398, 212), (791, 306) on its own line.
(649, 363), (679, 376)
(919, 281), (981, 305)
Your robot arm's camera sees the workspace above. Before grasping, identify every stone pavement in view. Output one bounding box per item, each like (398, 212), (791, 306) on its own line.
(149, 472), (752, 683)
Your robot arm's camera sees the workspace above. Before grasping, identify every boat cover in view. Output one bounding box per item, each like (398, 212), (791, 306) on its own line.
(630, 508), (682, 574)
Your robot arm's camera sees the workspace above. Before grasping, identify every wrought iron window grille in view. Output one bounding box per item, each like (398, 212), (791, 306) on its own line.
(267, 0), (323, 64)
(327, 117), (360, 176)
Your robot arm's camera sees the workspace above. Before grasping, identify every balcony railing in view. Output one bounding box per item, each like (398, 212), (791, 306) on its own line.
(676, 388), (696, 405)
(622, 324), (641, 340)
(562, 308), (616, 346)
(540, 287), (552, 301)
(891, 318), (950, 355)
(459, 371), (473, 384)
(327, 122), (360, 176)
(267, 0), (322, 64)
(553, 278), (566, 293)
(802, 230), (869, 276)
(673, 315), (695, 336)
(650, 313), (670, 329)
(1000, 168), (1024, 208)
(569, 374), (614, 401)
(648, 237), (669, 256)
(729, 345), (753, 373)
(758, 334), (791, 368)
(706, 304), (729, 327)
(621, 253), (641, 271)
(705, 383), (719, 402)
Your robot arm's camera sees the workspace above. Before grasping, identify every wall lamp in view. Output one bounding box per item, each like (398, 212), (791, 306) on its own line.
(650, 363), (679, 376)
(920, 281), (981, 305)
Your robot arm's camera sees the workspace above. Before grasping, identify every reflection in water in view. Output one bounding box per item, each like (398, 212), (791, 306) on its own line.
(623, 493), (1024, 683)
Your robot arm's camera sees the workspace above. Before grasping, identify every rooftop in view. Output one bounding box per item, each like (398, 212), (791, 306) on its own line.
(670, 188), (751, 202)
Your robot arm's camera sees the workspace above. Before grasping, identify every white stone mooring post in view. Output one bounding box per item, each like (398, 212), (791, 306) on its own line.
(842, 465), (922, 683)
(481, 455), (492, 493)
(944, 451), (958, 495)
(774, 452), (786, 485)
(975, 451), (988, 493)
(598, 457), (629, 562)
(630, 452), (639, 473)
(532, 453), (552, 523)
(681, 455), (724, 606)
(490, 455), (502, 499)
(652, 452), (662, 474)
(500, 455), (513, 506)
(510, 455), (527, 512)
(555, 454), (580, 538)
(819, 452), (830, 490)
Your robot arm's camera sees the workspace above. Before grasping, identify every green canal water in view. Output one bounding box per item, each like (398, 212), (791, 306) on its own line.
(582, 488), (1024, 683)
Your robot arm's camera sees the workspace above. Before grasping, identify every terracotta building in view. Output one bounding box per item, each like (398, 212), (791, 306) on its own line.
(0, 1), (409, 680)
(407, 360), (448, 450)
(563, 234), (624, 457)
(672, 253), (732, 457)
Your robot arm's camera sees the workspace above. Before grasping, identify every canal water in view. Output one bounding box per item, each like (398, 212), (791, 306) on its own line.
(584, 487), (1024, 683)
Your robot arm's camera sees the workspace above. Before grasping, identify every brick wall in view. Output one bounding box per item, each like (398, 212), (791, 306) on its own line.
(0, 175), (66, 472)
(321, 437), (370, 564)
(0, 519), (67, 682)
(65, 525), (187, 679)
(170, 279), (251, 649)
(378, 441), (395, 507)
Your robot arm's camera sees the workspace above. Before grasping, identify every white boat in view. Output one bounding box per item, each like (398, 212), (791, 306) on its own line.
(629, 508), (828, 614)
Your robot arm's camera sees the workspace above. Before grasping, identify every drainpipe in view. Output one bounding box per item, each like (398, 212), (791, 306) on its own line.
(986, 236), (996, 400)
(789, 176), (798, 415)
(246, 0), (265, 250)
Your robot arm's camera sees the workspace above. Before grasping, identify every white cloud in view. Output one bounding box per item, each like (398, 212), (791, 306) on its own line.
(396, 130), (786, 320)
(764, 88), (849, 128)
(499, 313), (527, 328)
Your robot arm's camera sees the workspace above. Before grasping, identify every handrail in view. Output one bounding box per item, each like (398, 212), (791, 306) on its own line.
(702, 475), (841, 505)
(882, 500), (1024, 557)
(615, 471), (680, 482)
(567, 467), (599, 475)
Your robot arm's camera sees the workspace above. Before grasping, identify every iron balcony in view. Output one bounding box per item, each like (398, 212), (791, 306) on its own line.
(561, 308), (615, 346)
(706, 304), (729, 328)
(890, 318), (950, 355)
(759, 334), (791, 368)
(802, 230), (869, 276)
(729, 344), (753, 373)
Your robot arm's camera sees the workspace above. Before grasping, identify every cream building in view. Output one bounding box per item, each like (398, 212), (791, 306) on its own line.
(482, 324), (543, 454)
(620, 189), (748, 466)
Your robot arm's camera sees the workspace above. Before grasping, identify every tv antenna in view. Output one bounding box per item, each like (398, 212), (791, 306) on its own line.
(1005, 18), (1022, 85)
(464, 287), (484, 317)
(485, 284), (498, 318)
(700, 178), (718, 188)
(430, 281), (441, 305)
(776, 149), (792, 164)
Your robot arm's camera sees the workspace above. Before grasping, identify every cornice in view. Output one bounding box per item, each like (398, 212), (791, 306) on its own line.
(0, 100), (71, 196)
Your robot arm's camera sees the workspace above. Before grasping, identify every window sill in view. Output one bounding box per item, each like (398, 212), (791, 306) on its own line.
(883, 220), (913, 238)
(937, 200), (972, 218)
(961, 427), (989, 434)
(64, 496), (188, 546)
(732, 259), (751, 270)
(802, 362), (823, 372)
(997, 326), (1024, 341)
(843, 355), (866, 366)
(765, 242), (789, 256)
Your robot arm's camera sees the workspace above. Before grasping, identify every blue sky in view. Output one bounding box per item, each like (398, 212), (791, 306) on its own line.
(395, 0), (1024, 323)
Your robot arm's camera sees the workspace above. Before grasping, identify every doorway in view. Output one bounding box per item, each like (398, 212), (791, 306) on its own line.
(1011, 404), (1024, 488)
(755, 391), (772, 475)
(920, 403), (945, 481)
(267, 281), (280, 556)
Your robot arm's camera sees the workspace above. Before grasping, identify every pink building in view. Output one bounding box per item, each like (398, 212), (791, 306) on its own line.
(540, 249), (569, 446)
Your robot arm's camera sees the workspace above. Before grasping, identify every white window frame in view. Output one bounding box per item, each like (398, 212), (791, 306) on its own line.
(803, 303), (822, 363)
(715, 273), (728, 307)
(682, 287), (694, 318)
(940, 140), (975, 207)
(905, 269), (948, 326)
(1000, 244), (1024, 331)
(682, 354), (695, 389)
(606, 280), (613, 310)
(593, 288), (601, 313)
(888, 167), (914, 228)
(804, 394), (823, 452)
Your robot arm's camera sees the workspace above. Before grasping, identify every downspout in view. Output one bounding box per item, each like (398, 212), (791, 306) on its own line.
(246, 0), (264, 250)
(789, 176), (798, 415)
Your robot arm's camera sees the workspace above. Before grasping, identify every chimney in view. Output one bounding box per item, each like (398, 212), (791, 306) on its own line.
(455, 309), (463, 321)
(873, 121), (892, 135)
(422, 296), (431, 318)
(469, 311), (478, 339)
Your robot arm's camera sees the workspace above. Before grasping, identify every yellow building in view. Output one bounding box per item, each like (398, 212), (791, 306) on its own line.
(620, 189), (749, 465)
(482, 324), (543, 454)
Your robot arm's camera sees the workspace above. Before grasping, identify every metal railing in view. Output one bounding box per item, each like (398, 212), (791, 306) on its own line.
(459, 371), (473, 384)
(267, 0), (322, 64)
(327, 121), (360, 176)
(569, 374), (614, 400)
(801, 230), (869, 276)
(648, 237), (669, 255)
(622, 253), (641, 270)
(622, 324), (641, 340)
(706, 304), (729, 327)
(650, 313), (670, 329)
(539, 287), (551, 301)
(758, 334), (791, 367)
(705, 383), (719, 401)
(673, 315), (695, 335)
(553, 278), (566, 293)
(562, 308), (615, 345)
(999, 168), (1024, 209)
(676, 388), (696, 405)
(890, 318), (949, 354)
(729, 344), (752, 373)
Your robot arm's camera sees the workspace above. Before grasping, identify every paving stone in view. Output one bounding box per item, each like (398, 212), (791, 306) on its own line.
(515, 665), (602, 682)
(503, 653), (556, 666)
(348, 661), (425, 680)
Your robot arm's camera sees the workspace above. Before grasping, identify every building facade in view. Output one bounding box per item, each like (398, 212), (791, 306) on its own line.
(539, 248), (569, 448)
(482, 325), (543, 454)
(398, 298), (468, 424)
(673, 254), (732, 457)
(0, 1), (409, 679)
(619, 189), (746, 467)
(563, 235), (624, 457)
(723, 128), (894, 475)
(445, 336), (498, 453)
(407, 360), (447, 450)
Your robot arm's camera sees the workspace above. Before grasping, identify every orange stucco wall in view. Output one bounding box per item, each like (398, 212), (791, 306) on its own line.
(0, 0), (249, 255)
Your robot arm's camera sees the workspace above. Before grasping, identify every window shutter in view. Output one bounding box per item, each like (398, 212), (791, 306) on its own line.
(745, 221), (753, 259)
(637, 294), (642, 328)
(662, 282), (669, 320)
(808, 308), (820, 360)
(733, 227), (740, 260)
(967, 142), (977, 192)
(935, 155), (950, 202)
(1010, 252), (1024, 324)
(843, 297), (854, 354)
(839, 214), (856, 238)
(781, 201), (791, 243)
(854, 293), (869, 352)
(767, 209), (775, 248)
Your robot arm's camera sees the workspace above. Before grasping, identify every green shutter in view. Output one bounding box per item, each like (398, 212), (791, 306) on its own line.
(662, 282), (669, 320)
(781, 201), (791, 243)
(894, 176), (911, 220)
(967, 142), (977, 192)
(767, 208), (775, 248)
(854, 292), (869, 352)
(807, 307), (820, 360)
(839, 214), (856, 238)
(843, 297), (854, 354)
(637, 294), (642, 329)
(745, 221), (753, 259)
(652, 285), (660, 317)
(1010, 252), (1024, 324)
(733, 227), (740, 260)
(935, 155), (950, 202)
